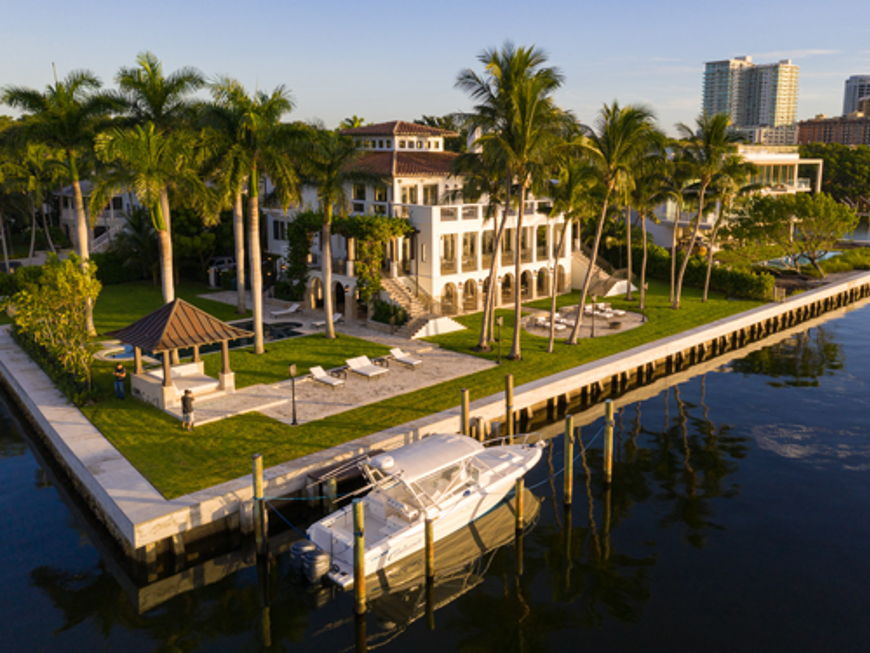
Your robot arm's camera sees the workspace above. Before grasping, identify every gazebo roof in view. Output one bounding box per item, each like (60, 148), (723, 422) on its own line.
(107, 298), (253, 352)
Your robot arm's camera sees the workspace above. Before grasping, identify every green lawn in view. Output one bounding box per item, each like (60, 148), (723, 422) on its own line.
(93, 281), (248, 335)
(81, 279), (761, 499)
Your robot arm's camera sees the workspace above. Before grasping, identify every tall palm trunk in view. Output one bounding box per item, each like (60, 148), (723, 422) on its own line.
(70, 161), (95, 336)
(248, 170), (265, 353)
(475, 186), (511, 351)
(567, 183), (614, 344)
(27, 197), (38, 260)
(157, 188), (175, 302)
(702, 202), (727, 302)
(547, 220), (570, 353)
(509, 182), (528, 360)
(673, 183), (708, 309)
(0, 211), (9, 272)
(321, 204), (336, 339)
(639, 213), (648, 311)
(233, 190), (246, 313)
(41, 202), (56, 254)
(669, 216), (678, 305)
(624, 205), (633, 300)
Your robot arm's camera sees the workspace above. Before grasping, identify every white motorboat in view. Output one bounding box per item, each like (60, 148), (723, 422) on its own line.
(306, 433), (545, 589)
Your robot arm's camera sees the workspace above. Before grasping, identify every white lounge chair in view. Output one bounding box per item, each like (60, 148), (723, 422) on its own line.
(346, 355), (388, 379)
(310, 365), (344, 389)
(390, 347), (422, 368)
(270, 303), (300, 318)
(311, 312), (343, 328)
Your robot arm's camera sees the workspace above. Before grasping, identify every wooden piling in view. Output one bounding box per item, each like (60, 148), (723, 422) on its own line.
(515, 478), (525, 531)
(603, 400), (614, 486)
(505, 374), (514, 443)
(563, 415), (574, 506)
(424, 517), (435, 579)
(460, 388), (470, 436)
(252, 453), (267, 555)
(323, 477), (338, 512)
(353, 499), (366, 614)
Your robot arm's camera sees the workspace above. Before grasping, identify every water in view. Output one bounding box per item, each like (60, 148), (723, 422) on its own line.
(3, 303), (870, 651)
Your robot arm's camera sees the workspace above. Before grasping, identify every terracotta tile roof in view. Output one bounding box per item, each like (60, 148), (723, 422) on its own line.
(351, 151), (460, 177)
(106, 298), (253, 352)
(341, 120), (458, 137)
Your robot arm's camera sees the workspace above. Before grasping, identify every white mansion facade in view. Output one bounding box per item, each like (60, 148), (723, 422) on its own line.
(264, 121), (574, 316)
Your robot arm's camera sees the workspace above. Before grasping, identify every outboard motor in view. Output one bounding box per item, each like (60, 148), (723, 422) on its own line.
(289, 539), (317, 572)
(302, 548), (332, 584)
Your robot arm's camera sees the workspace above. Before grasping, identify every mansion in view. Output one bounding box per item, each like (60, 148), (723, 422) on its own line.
(265, 121), (574, 320)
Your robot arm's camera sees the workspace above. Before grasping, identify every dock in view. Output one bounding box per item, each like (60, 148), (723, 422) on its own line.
(1, 270), (869, 563)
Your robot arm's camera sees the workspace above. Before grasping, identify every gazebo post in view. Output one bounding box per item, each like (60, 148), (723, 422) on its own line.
(162, 351), (172, 388)
(219, 339), (236, 393)
(133, 346), (143, 375)
(193, 344), (201, 363)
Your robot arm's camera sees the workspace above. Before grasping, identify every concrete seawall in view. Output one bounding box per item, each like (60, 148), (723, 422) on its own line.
(1, 269), (869, 562)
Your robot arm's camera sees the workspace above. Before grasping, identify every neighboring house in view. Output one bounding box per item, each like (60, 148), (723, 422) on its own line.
(265, 120), (574, 318)
(647, 144), (824, 248)
(56, 182), (139, 253)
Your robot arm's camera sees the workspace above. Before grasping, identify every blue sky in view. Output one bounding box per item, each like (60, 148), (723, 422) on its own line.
(2, 0), (870, 133)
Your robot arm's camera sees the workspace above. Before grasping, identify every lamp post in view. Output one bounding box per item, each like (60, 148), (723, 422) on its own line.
(496, 315), (504, 364)
(288, 363), (298, 425)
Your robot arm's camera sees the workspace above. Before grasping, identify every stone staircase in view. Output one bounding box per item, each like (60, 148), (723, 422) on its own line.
(381, 277), (430, 318)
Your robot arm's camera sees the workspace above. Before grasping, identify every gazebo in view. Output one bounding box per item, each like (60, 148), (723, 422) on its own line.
(107, 299), (254, 410)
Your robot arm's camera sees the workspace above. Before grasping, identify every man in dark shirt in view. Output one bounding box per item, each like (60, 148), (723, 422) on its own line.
(113, 363), (127, 399)
(181, 389), (195, 431)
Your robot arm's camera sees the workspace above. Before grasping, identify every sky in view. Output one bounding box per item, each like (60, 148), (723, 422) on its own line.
(2, 0), (870, 134)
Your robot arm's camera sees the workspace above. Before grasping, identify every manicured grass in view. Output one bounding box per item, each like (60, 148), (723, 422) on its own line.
(82, 279), (761, 499)
(200, 333), (389, 388)
(93, 281), (248, 335)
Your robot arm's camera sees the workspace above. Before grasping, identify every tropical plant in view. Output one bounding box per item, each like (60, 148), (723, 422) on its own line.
(658, 154), (695, 304)
(457, 42), (568, 360)
(115, 51), (204, 129)
(629, 149), (669, 311)
(294, 125), (364, 338)
(211, 79), (300, 352)
(566, 102), (657, 344)
(2, 70), (121, 334)
(91, 122), (206, 304)
(671, 113), (741, 308)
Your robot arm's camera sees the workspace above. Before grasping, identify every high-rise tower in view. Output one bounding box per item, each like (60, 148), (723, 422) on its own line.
(703, 56), (799, 127)
(843, 75), (870, 115)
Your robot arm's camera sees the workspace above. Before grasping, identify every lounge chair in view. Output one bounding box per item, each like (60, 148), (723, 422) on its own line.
(310, 365), (344, 389)
(311, 312), (343, 328)
(270, 303), (300, 318)
(390, 347), (422, 368)
(346, 355), (388, 379)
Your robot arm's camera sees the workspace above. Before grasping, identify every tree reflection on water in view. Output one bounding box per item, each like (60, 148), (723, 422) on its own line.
(730, 328), (842, 387)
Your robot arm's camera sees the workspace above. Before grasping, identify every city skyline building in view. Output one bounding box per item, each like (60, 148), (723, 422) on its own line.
(703, 56), (800, 128)
(842, 75), (870, 115)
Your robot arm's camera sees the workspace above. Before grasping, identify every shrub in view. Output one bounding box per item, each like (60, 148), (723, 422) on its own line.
(371, 299), (409, 326)
(821, 248), (870, 274)
(91, 251), (145, 285)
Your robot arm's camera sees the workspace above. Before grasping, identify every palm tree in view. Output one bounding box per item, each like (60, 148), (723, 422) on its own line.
(701, 155), (757, 302)
(295, 125), (365, 339)
(210, 79), (299, 353)
(198, 101), (250, 313)
(2, 70), (121, 334)
(671, 113), (740, 309)
(629, 152), (668, 311)
(115, 52), (203, 129)
(658, 155), (695, 305)
(566, 102), (656, 345)
(457, 43), (567, 360)
(91, 123), (205, 304)
(544, 153), (597, 352)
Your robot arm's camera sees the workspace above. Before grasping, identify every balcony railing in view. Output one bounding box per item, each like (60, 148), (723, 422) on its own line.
(440, 258), (457, 274)
(440, 207), (458, 221)
(501, 250), (515, 265)
(462, 256), (477, 272)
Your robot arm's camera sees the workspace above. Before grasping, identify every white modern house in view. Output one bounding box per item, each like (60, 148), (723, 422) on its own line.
(56, 182), (140, 253)
(264, 121), (574, 326)
(647, 144), (824, 249)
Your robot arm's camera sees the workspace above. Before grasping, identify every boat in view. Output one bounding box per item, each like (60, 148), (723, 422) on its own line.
(306, 433), (545, 589)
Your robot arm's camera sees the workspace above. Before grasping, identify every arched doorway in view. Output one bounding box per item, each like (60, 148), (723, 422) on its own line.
(556, 265), (567, 292)
(442, 283), (458, 314)
(520, 270), (533, 300)
(501, 274), (514, 305)
(462, 279), (478, 312)
(309, 277), (324, 309)
(334, 282), (346, 313)
(537, 268), (548, 296)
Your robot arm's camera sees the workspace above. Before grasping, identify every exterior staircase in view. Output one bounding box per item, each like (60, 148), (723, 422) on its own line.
(381, 277), (446, 339)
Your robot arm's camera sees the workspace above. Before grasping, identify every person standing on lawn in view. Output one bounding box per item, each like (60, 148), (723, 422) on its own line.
(181, 389), (195, 431)
(113, 363), (127, 399)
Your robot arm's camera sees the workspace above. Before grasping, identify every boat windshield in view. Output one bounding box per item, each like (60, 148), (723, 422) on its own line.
(410, 463), (472, 505)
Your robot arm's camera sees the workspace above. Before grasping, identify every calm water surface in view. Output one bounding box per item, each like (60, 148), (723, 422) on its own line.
(2, 303), (870, 652)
